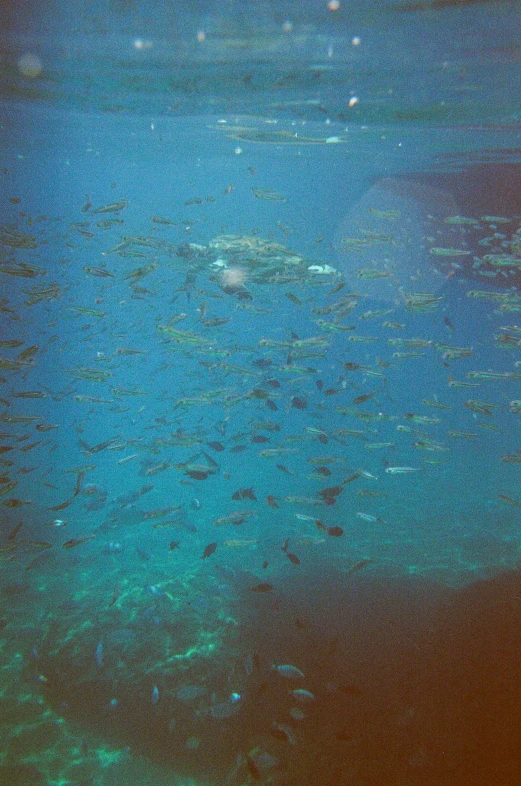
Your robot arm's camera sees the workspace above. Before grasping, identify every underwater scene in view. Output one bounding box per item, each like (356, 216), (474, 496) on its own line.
(2, 0), (521, 784)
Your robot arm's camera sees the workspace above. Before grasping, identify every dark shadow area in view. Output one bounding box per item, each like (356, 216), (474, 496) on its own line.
(26, 564), (521, 785)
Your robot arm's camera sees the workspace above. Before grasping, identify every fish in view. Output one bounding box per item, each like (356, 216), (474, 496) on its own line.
(232, 487), (257, 500)
(273, 664), (305, 679)
(346, 558), (374, 576)
(213, 510), (257, 526)
(270, 721), (297, 745)
(498, 494), (521, 506)
(291, 689), (315, 702)
(8, 521), (23, 540)
(245, 753), (261, 781)
(62, 535), (95, 548)
(385, 466), (421, 474)
(91, 199), (128, 214)
(201, 542), (218, 559)
(48, 500), (71, 511)
(287, 552), (300, 565)
(207, 441), (225, 451)
(251, 582), (273, 593)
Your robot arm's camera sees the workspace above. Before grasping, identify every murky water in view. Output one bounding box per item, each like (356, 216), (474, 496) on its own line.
(2, 2), (521, 784)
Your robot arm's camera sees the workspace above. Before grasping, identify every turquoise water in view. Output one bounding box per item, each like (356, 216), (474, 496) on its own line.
(2, 1), (521, 784)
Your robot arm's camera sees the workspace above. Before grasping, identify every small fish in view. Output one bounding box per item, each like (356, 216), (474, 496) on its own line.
(245, 753), (261, 781)
(291, 688), (315, 702)
(346, 558), (374, 577)
(48, 500), (71, 511)
(232, 487), (257, 501)
(207, 441), (225, 452)
(151, 685), (160, 705)
(353, 391), (377, 405)
(385, 466), (420, 474)
(83, 266), (115, 278)
(276, 464), (296, 476)
(8, 521), (23, 540)
(273, 664), (305, 679)
(498, 494), (521, 506)
(95, 640), (103, 668)
(251, 582), (273, 593)
(287, 552), (300, 565)
(201, 542), (218, 559)
(62, 535), (95, 548)
(108, 584), (120, 607)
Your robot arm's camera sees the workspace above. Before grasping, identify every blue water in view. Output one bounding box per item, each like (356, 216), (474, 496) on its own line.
(2, 1), (521, 784)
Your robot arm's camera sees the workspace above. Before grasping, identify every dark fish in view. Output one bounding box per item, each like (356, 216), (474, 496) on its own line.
(251, 582), (273, 593)
(186, 470), (209, 480)
(115, 484), (154, 505)
(169, 540), (180, 550)
(230, 445), (247, 453)
(8, 521), (23, 540)
(262, 560), (269, 569)
(266, 495), (279, 508)
(201, 542), (218, 559)
(270, 723), (293, 742)
(48, 500), (71, 511)
(319, 485), (343, 502)
(346, 558), (373, 576)
(207, 441), (225, 452)
(251, 435), (269, 443)
(108, 583), (120, 607)
(266, 378), (281, 389)
(327, 526), (344, 537)
(353, 391), (377, 405)
(318, 433), (328, 444)
(73, 470), (85, 497)
(444, 316), (455, 332)
(62, 535), (95, 548)
(342, 472), (361, 484)
(316, 379), (324, 391)
(266, 399), (278, 411)
(252, 358), (272, 368)
(276, 464), (295, 475)
(316, 465), (331, 476)
(292, 396), (307, 409)
(287, 552), (300, 565)
(282, 539), (289, 552)
(245, 753), (261, 781)
(232, 487), (257, 501)
(285, 292), (302, 306)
